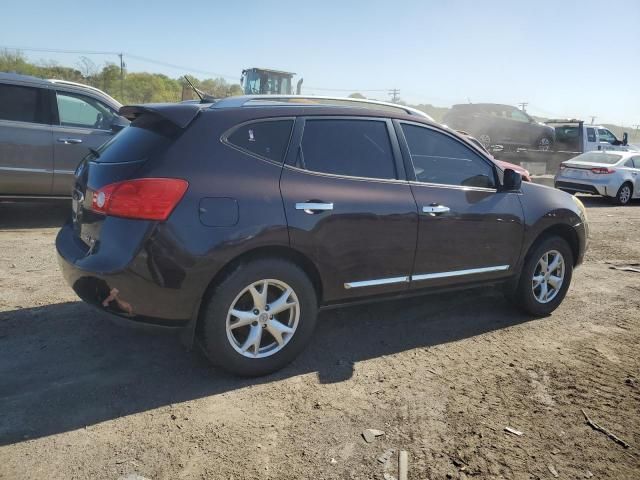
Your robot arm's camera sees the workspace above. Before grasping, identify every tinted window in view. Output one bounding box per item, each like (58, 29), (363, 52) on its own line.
(300, 119), (396, 179)
(56, 91), (115, 129)
(402, 124), (495, 188)
(632, 156), (640, 168)
(227, 120), (293, 162)
(0, 84), (49, 124)
(586, 127), (596, 142)
(94, 115), (175, 164)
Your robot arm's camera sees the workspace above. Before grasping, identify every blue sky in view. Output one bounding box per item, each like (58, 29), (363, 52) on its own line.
(2, 0), (639, 124)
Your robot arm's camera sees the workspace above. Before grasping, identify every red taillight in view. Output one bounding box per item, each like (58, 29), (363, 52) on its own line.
(590, 167), (615, 174)
(91, 178), (188, 221)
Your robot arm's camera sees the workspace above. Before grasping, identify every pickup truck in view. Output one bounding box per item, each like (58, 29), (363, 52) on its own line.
(491, 119), (634, 178)
(545, 119), (630, 153)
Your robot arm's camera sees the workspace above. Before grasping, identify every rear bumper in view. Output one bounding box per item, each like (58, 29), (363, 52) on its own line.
(56, 222), (195, 327)
(554, 174), (616, 196)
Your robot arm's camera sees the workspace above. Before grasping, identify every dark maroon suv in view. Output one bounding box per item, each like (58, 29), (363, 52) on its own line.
(56, 96), (588, 376)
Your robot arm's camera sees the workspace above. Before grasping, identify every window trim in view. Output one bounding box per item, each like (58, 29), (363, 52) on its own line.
(54, 89), (118, 132)
(220, 116), (296, 165)
(394, 119), (499, 191)
(284, 115), (405, 182)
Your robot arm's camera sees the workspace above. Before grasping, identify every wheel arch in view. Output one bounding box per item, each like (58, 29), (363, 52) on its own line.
(527, 223), (580, 267)
(188, 245), (324, 345)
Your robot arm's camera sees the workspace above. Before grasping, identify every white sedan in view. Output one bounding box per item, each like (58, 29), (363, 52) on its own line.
(554, 151), (640, 205)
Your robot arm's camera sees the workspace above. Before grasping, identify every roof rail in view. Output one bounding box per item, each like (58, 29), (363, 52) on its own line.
(212, 95), (434, 120)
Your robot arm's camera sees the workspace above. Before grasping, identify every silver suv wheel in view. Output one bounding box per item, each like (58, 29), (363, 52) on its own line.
(225, 279), (300, 358)
(532, 250), (565, 304)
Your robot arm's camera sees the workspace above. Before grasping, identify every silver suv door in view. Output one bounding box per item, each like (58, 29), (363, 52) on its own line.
(52, 90), (118, 195)
(0, 82), (54, 195)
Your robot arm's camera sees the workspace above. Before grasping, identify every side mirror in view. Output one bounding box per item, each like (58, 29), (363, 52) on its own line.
(623, 132), (628, 146)
(502, 168), (522, 191)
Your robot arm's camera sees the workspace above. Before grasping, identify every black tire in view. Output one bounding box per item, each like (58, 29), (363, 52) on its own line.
(612, 182), (633, 205)
(201, 258), (318, 376)
(509, 235), (573, 316)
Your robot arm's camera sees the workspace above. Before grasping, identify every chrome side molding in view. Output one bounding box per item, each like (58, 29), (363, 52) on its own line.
(412, 265), (509, 281)
(344, 276), (410, 289)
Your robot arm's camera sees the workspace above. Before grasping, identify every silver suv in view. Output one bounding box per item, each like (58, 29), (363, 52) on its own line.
(0, 73), (128, 198)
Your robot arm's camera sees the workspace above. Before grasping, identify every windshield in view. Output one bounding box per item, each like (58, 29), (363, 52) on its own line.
(572, 151), (623, 164)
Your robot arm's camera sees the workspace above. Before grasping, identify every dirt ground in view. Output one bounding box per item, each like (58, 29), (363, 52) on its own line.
(0, 196), (639, 480)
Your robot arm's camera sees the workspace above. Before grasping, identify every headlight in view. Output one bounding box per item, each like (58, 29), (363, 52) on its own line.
(572, 195), (587, 221)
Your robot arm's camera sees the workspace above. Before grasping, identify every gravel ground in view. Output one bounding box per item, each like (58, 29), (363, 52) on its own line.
(0, 196), (639, 480)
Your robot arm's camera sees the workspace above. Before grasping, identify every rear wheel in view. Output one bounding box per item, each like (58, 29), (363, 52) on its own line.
(537, 136), (553, 151)
(201, 258), (317, 376)
(613, 182), (633, 205)
(508, 236), (573, 316)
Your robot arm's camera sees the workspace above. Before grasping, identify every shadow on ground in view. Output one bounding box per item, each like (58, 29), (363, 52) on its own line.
(0, 201), (69, 229)
(577, 194), (639, 208)
(0, 290), (536, 445)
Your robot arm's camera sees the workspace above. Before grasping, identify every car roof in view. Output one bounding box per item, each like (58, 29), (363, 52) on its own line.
(451, 103), (515, 109)
(0, 72), (121, 109)
(122, 99), (442, 130)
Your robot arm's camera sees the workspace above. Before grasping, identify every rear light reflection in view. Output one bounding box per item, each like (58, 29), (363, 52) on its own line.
(91, 178), (188, 221)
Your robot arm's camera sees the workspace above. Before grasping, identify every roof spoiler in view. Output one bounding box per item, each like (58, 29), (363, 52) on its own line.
(119, 103), (203, 129)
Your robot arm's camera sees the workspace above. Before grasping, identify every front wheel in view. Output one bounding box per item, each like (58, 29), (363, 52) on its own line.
(508, 236), (573, 316)
(201, 258), (318, 376)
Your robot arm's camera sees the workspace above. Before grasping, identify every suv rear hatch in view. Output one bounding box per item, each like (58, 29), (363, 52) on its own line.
(71, 103), (202, 251)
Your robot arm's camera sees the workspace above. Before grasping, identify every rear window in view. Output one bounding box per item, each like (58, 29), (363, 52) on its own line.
(0, 83), (49, 124)
(572, 152), (623, 165)
(94, 116), (174, 163)
(227, 120), (293, 162)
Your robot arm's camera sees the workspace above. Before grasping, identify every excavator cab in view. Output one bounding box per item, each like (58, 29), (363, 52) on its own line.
(241, 68), (301, 95)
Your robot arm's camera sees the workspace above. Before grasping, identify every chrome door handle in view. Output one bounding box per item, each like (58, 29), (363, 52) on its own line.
(57, 138), (83, 144)
(295, 202), (333, 214)
(422, 205), (450, 214)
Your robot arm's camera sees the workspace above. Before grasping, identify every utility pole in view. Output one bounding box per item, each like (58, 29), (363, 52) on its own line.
(118, 53), (125, 101)
(632, 124), (640, 131)
(388, 88), (400, 103)
(518, 102), (528, 112)
(589, 116), (596, 125)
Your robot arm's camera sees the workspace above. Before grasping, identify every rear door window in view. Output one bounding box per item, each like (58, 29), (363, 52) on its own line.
(227, 119), (293, 162)
(586, 127), (596, 142)
(299, 119), (396, 179)
(0, 83), (49, 124)
(401, 124), (496, 189)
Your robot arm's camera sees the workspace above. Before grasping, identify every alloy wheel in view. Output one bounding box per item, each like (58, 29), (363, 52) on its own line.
(531, 250), (565, 304)
(538, 137), (551, 151)
(478, 133), (491, 149)
(619, 185), (631, 204)
(226, 279), (300, 358)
